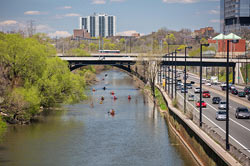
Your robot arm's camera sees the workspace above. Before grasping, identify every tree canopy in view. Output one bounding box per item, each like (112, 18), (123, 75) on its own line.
(0, 33), (87, 123)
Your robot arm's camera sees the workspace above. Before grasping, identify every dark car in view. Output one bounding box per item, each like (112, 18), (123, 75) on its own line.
(221, 86), (227, 91)
(244, 87), (250, 95)
(186, 83), (192, 89)
(238, 91), (246, 97)
(190, 81), (195, 84)
(231, 89), (238, 95)
(181, 88), (188, 93)
(235, 107), (250, 119)
(248, 94), (250, 101)
(212, 97), (221, 104)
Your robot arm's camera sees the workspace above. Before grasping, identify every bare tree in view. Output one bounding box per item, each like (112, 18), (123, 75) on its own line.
(136, 54), (161, 104)
(27, 20), (36, 37)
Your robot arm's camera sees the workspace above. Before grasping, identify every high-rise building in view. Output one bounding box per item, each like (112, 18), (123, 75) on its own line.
(79, 13), (116, 38)
(220, 0), (250, 34)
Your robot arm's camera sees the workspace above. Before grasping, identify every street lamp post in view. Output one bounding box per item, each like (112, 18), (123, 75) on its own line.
(184, 46), (192, 113)
(164, 54), (168, 92)
(174, 49), (181, 99)
(226, 39), (239, 151)
(167, 33), (170, 95)
(171, 52), (174, 99)
(200, 43), (209, 127)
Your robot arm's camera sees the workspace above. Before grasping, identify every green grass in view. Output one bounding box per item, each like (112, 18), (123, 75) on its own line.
(155, 88), (167, 110)
(218, 72), (233, 83)
(0, 117), (6, 140)
(241, 64), (250, 84)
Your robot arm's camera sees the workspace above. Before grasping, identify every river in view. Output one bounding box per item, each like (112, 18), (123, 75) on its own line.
(0, 69), (197, 166)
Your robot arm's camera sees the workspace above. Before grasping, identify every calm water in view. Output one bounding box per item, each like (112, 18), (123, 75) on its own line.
(0, 69), (197, 166)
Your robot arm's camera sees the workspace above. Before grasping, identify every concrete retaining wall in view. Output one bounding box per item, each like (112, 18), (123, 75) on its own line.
(156, 85), (241, 166)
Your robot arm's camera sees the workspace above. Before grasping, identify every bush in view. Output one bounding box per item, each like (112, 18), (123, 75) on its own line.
(172, 98), (178, 108)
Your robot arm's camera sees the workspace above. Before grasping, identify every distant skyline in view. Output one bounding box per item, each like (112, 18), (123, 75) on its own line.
(0, 0), (220, 37)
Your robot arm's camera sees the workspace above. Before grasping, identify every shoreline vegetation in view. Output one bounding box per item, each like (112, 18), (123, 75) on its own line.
(0, 33), (98, 131)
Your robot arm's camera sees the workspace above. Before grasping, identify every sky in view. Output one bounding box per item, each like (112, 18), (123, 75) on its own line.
(0, 0), (221, 37)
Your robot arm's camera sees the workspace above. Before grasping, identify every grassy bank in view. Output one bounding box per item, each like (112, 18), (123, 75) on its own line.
(155, 88), (167, 110)
(218, 72), (233, 83)
(241, 64), (250, 84)
(0, 117), (6, 139)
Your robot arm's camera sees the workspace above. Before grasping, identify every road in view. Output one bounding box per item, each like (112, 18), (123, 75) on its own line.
(161, 71), (250, 158)
(188, 73), (249, 103)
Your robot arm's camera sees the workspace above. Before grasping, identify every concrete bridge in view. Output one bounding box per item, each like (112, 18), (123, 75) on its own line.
(58, 54), (248, 84)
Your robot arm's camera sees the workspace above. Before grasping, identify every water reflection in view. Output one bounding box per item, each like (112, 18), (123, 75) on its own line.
(0, 69), (197, 166)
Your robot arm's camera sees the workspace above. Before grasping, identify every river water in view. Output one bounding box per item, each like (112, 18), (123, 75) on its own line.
(0, 69), (197, 166)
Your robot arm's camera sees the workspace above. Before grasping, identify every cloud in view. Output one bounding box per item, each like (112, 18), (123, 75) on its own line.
(48, 31), (71, 38)
(92, 0), (106, 4)
(64, 13), (80, 17)
(116, 30), (141, 36)
(208, 9), (219, 14)
(0, 20), (18, 26)
(110, 0), (125, 2)
(162, 0), (199, 3)
(24, 11), (41, 15)
(210, 19), (220, 23)
(62, 6), (72, 9)
(36, 24), (53, 32)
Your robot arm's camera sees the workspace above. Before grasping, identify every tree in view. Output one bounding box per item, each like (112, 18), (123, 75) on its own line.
(68, 48), (90, 56)
(0, 33), (87, 123)
(136, 54), (161, 104)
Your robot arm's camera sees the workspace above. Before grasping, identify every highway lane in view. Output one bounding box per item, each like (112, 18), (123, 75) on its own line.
(188, 73), (250, 103)
(160, 69), (250, 157)
(174, 86), (250, 157)
(186, 74), (250, 130)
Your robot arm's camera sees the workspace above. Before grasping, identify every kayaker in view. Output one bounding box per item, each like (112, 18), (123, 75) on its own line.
(128, 95), (131, 100)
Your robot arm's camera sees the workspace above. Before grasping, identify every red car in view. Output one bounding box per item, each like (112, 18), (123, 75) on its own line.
(202, 91), (210, 98)
(196, 101), (207, 108)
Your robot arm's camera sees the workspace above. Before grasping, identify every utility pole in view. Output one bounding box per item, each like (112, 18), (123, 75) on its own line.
(130, 37), (132, 53)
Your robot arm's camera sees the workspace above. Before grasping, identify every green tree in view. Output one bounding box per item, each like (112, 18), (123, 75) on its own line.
(68, 48), (90, 56)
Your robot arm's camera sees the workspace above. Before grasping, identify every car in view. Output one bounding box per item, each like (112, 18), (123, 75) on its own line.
(216, 110), (226, 121)
(188, 94), (195, 101)
(244, 87), (250, 95)
(212, 97), (221, 104)
(186, 83), (192, 89)
(202, 91), (210, 98)
(231, 89), (238, 95)
(218, 101), (227, 110)
(248, 94), (250, 101)
(194, 87), (200, 93)
(220, 82), (226, 87)
(230, 85), (236, 90)
(177, 79), (182, 84)
(196, 101), (207, 108)
(238, 91), (246, 97)
(176, 85), (182, 90)
(228, 83), (233, 89)
(205, 82), (211, 86)
(221, 86), (227, 91)
(190, 81), (195, 84)
(181, 88), (188, 93)
(202, 79), (206, 84)
(235, 107), (250, 119)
